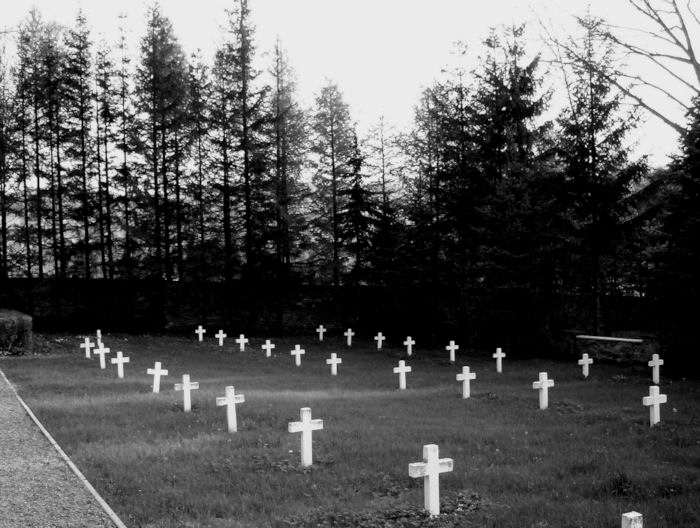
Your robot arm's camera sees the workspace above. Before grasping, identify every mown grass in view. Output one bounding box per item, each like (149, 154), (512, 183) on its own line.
(2, 333), (700, 527)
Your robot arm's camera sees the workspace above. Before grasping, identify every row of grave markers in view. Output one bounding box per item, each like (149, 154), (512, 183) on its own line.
(193, 326), (669, 426)
(79, 329), (655, 520)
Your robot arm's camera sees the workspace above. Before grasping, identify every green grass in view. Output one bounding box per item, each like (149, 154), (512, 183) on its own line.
(2, 333), (700, 527)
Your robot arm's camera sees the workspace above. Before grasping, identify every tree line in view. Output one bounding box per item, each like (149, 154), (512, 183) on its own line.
(0, 2), (698, 347)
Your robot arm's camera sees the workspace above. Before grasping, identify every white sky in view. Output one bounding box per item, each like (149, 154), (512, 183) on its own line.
(3, 0), (694, 166)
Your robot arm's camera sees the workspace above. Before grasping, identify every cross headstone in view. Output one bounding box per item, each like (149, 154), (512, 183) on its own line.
(110, 351), (130, 379)
(532, 371), (554, 410)
(96, 329), (102, 347)
(215, 330), (227, 347)
(456, 366), (476, 399)
(262, 339), (275, 358)
(374, 332), (385, 349)
(195, 325), (206, 342)
(216, 385), (245, 433)
(393, 360), (412, 390)
(578, 353), (593, 378)
(408, 444), (454, 516)
(80, 337), (95, 359)
(648, 353), (664, 385)
(288, 407), (324, 467)
(316, 325), (326, 341)
(291, 344), (305, 367)
(146, 362), (168, 393)
(445, 341), (459, 363)
(621, 511), (643, 528)
(344, 328), (355, 346)
(174, 374), (199, 412)
(235, 334), (249, 352)
(326, 353), (342, 375)
(403, 336), (415, 356)
(642, 385), (667, 427)
(93, 345), (111, 370)
(493, 347), (505, 373)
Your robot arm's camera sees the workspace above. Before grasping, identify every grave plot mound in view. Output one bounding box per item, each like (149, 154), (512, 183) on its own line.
(0, 309), (33, 356)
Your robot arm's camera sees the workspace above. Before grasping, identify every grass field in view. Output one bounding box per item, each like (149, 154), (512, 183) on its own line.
(2, 333), (700, 527)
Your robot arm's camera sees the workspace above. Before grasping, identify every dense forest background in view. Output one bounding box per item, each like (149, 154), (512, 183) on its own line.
(0, 1), (698, 362)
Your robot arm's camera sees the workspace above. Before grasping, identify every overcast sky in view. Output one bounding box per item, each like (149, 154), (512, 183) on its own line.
(3, 0), (692, 166)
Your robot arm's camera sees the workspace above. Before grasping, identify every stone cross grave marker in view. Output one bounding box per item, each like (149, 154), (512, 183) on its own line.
(648, 353), (664, 385)
(408, 444), (454, 516)
(621, 512), (643, 528)
(80, 337), (95, 359)
(216, 385), (245, 433)
(146, 362), (168, 393)
(235, 334), (249, 352)
(288, 407), (323, 467)
(93, 344), (111, 370)
(195, 325), (206, 342)
(316, 325), (326, 341)
(262, 339), (275, 358)
(96, 329), (102, 346)
(532, 372), (554, 410)
(291, 344), (305, 367)
(578, 353), (593, 378)
(456, 366), (476, 399)
(374, 332), (385, 349)
(393, 360), (412, 390)
(344, 328), (355, 346)
(110, 351), (130, 379)
(642, 385), (667, 426)
(403, 336), (415, 356)
(493, 347), (505, 373)
(215, 330), (227, 347)
(445, 341), (459, 363)
(174, 374), (199, 412)
(326, 353), (342, 375)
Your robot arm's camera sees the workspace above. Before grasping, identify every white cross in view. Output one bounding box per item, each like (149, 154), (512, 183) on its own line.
(326, 353), (342, 375)
(578, 353), (593, 378)
(80, 337), (95, 359)
(532, 371), (554, 410)
(344, 328), (355, 346)
(215, 330), (227, 347)
(403, 336), (415, 356)
(493, 347), (505, 373)
(195, 325), (206, 342)
(262, 339), (275, 358)
(316, 325), (326, 341)
(393, 360), (412, 390)
(216, 385), (245, 433)
(235, 334), (249, 352)
(174, 374), (199, 412)
(456, 366), (476, 399)
(288, 407), (324, 467)
(374, 332), (385, 349)
(110, 351), (130, 379)
(291, 344), (305, 366)
(146, 362), (168, 393)
(93, 345), (111, 369)
(642, 385), (667, 427)
(445, 341), (459, 363)
(408, 444), (454, 516)
(648, 353), (664, 385)
(621, 511), (643, 528)
(96, 329), (102, 346)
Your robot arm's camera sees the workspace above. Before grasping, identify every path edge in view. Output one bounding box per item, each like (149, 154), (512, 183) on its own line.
(0, 366), (128, 528)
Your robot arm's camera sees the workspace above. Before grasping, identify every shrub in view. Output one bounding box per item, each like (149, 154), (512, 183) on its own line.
(0, 309), (33, 356)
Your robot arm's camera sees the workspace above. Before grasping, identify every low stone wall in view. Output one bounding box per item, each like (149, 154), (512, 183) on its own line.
(0, 309), (33, 356)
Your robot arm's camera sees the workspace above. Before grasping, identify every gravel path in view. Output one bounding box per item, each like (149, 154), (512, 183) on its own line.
(0, 367), (123, 528)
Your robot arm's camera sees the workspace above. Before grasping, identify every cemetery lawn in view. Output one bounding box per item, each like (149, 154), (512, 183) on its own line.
(2, 334), (700, 528)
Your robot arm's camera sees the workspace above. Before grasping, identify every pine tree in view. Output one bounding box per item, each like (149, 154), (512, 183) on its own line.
(309, 81), (355, 285)
(0, 43), (11, 278)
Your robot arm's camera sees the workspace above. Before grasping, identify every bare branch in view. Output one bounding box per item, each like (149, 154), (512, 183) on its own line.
(617, 72), (690, 107)
(671, 0), (700, 84)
